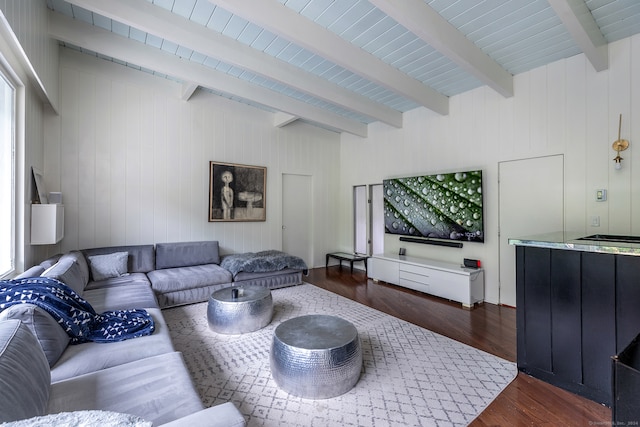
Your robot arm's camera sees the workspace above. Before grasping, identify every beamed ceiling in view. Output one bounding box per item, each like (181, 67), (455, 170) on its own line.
(46, 0), (640, 137)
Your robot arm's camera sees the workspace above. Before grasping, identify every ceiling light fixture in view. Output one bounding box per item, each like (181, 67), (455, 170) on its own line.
(612, 114), (629, 170)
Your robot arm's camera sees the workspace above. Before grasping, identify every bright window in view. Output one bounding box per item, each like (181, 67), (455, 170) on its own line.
(0, 70), (15, 277)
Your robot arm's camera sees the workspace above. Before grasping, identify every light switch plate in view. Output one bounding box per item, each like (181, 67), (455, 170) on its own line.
(596, 189), (607, 202)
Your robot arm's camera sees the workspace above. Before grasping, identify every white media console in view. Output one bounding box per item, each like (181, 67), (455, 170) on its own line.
(368, 254), (484, 308)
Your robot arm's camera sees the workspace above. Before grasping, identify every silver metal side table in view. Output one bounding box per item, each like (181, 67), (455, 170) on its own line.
(207, 286), (273, 334)
(270, 314), (362, 399)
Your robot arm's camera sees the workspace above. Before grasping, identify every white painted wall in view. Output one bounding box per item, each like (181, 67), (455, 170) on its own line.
(43, 48), (340, 268)
(339, 34), (640, 305)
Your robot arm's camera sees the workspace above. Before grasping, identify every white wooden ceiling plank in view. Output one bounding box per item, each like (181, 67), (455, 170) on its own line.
(284, 0), (309, 14)
(298, 0), (333, 20)
(547, 0), (608, 71)
(49, 11), (368, 137)
(92, 13), (111, 31)
(250, 30), (277, 51)
(152, 0), (173, 11)
(222, 14), (249, 39)
(314, 1), (355, 27)
(236, 22), (263, 46)
(208, 0), (449, 115)
(207, 6), (232, 31)
(189, 0), (215, 26)
(64, 0), (401, 128)
(171, 0), (197, 19)
(329, 2), (376, 37)
(369, 0), (514, 98)
(70, 4), (92, 23)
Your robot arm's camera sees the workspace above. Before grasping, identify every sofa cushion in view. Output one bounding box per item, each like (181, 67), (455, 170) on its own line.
(86, 252), (128, 281)
(85, 272), (151, 291)
(155, 241), (220, 269)
(0, 320), (51, 423)
(83, 281), (159, 312)
(160, 403), (246, 427)
(13, 265), (46, 279)
(50, 308), (173, 382)
(40, 254), (62, 270)
(63, 251), (90, 286)
(48, 352), (205, 425)
(147, 264), (232, 293)
(81, 245), (155, 274)
(41, 256), (86, 295)
(0, 304), (70, 366)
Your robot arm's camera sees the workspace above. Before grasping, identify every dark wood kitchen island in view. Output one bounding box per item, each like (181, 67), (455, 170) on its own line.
(509, 232), (640, 407)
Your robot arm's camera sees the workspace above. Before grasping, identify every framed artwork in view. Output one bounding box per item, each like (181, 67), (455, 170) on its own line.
(31, 167), (47, 204)
(209, 161), (267, 222)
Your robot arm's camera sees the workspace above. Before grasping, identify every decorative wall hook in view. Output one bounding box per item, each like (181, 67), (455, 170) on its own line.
(612, 114), (629, 170)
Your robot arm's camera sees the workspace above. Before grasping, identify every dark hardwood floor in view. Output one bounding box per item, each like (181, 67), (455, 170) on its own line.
(305, 266), (611, 426)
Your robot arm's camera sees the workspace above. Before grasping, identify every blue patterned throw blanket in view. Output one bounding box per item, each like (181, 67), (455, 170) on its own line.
(0, 277), (155, 343)
(221, 250), (308, 277)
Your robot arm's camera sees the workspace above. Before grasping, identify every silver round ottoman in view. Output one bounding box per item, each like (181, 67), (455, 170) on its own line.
(270, 314), (362, 399)
(207, 286), (273, 334)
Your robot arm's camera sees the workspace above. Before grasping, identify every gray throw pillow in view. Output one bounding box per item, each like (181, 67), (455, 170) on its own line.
(87, 252), (129, 281)
(155, 241), (220, 269)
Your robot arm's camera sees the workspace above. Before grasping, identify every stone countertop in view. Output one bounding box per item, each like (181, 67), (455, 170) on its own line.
(508, 231), (640, 256)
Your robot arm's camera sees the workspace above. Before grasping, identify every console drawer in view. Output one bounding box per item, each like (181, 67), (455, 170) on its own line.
(400, 264), (453, 283)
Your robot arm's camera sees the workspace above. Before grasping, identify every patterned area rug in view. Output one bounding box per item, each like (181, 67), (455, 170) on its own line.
(163, 284), (516, 427)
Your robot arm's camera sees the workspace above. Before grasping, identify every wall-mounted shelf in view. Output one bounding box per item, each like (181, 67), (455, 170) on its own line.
(31, 204), (64, 245)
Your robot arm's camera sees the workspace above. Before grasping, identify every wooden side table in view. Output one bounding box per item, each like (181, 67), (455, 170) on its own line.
(325, 252), (369, 274)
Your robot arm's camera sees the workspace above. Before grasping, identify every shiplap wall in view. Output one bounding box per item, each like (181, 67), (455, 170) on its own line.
(0, 0), (59, 108)
(0, 1), (58, 271)
(339, 33), (640, 305)
(43, 48), (340, 268)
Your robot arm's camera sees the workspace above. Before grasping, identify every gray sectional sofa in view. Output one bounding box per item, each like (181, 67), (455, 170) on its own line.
(28, 240), (305, 309)
(0, 240), (306, 426)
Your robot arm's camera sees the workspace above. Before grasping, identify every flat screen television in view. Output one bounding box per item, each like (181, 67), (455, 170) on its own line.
(383, 170), (484, 243)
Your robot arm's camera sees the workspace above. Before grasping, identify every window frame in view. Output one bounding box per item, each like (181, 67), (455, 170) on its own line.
(0, 56), (18, 279)
(0, 65), (18, 278)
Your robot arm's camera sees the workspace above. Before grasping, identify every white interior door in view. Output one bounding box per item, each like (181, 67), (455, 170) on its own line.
(354, 185), (367, 254)
(498, 155), (564, 306)
(370, 184), (384, 255)
(282, 174), (312, 267)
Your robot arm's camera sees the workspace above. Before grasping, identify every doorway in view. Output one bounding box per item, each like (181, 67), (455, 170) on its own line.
(498, 155), (564, 306)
